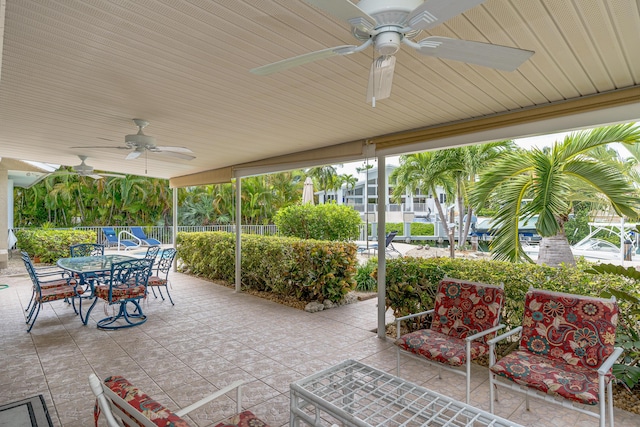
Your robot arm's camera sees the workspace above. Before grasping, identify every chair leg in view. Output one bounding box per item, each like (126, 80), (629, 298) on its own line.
(162, 286), (174, 305)
(97, 300), (147, 330)
(26, 303), (41, 333)
(607, 378), (614, 427)
(489, 374), (495, 413)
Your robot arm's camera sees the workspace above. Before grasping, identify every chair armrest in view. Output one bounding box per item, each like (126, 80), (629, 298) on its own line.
(174, 380), (244, 417)
(395, 309), (435, 339)
(465, 324), (505, 342)
(487, 326), (522, 346)
(598, 347), (624, 375)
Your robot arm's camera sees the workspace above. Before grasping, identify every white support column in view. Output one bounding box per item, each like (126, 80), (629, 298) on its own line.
(235, 178), (242, 292)
(377, 155), (387, 339)
(172, 187), (178, 271)
(0, 166), (8, 269)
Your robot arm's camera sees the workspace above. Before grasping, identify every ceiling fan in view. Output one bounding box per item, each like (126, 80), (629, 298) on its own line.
(72, 119), (196, 161)
(53, 156), (126, 180)
(251, 0), (535, 105)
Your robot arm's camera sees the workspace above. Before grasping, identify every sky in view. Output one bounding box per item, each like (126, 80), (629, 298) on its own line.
(336, 131), (573, 177)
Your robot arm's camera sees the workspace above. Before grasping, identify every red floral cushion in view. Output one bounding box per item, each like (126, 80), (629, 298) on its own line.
(430, 278), (504, 343)
(37, 285), (83, 302)
(100, 376), (190, 427)
(490, 349), (612, 405)
(147, 276), (167, 286)
(95, 284), (146, 303)
(520, 290), (618, 370)
(395, 329), (489, 366)
(214, 411), (270, 427)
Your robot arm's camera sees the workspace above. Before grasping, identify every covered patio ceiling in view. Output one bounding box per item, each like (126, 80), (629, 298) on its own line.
(0, 1), (639, 187)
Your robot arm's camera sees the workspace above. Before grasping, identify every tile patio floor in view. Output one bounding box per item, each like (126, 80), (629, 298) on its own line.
(0, 268), (637, 427)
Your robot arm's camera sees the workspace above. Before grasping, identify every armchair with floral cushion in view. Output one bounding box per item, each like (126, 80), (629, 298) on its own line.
(488, 288), (623, 427)
(90, 374), (270, 427)
(395, 277), (505, 403)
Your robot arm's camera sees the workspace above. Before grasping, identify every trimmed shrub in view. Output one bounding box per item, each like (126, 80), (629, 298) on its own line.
(274, 203), (361, 241)
(384, 222), (434, 236)
(177, 231), (357, 303)
(15, 229), (97, 263)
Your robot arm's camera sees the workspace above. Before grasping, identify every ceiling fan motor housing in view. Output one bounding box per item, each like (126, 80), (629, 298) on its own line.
(125, 132), (155, 148)
(374, 30), (402, 55)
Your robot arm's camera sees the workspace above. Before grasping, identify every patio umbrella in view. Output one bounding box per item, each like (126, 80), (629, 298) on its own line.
(302, 177), (314, 204)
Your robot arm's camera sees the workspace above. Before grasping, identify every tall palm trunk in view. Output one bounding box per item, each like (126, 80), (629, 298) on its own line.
(536, 233), (576, 267)
(432, 186), (454, 257)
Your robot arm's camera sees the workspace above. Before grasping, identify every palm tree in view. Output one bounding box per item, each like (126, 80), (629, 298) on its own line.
(471, 123), (640, 266)
(391, 151), (456, 251)
(306, 165), (338, 201)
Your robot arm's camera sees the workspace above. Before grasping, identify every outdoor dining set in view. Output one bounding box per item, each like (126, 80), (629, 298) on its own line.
(21, 242), (177, 332)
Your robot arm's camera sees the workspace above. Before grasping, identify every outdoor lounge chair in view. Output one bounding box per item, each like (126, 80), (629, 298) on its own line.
(488, 288), (622, 427)
(395, 277), (505, 403)
(90, 373), (270, 427)
(130, 226), (161, 246)
(102, 227), (139, 250)
(357, 231), (401, 256)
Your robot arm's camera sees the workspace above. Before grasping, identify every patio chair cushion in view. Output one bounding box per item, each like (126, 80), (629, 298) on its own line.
(94, 283), (146, 303)
(101, 375), (189, 426)
(396, 329), (489, 366)
(213, 410), (271, 427)
(430, 278), (504, 344)
(490, 349), (612, 405)
(37, 285), (82, 302)
(147, 276), (167, 287)
(519, 289), (618, 369)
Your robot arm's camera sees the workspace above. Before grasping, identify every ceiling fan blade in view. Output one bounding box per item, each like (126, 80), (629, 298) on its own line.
(153, 146), (194, 153)
(98, 173), (127, 178)
(154, 151), (196, 161)
(406, 0), (486, 31)
(251, 45), (359, 76)
(88, 174), (104, 180)
(413, 37), (534, 71)
(126, 151), (142, 160)
(366, 56), (396, 104)
(303, 0), (375, 33)
(70, 145), (130, 150)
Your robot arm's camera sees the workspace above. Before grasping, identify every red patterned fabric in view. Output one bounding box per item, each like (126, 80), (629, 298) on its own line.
(213, 411), (271, 427)
(395, 278), (503, 365)
(491, 289), (618, 405)
(430, 278), (504, 343)
(395, 329), (489, 366)
(147, 276), (167, 286)
(95, 284), (146, 303)
(40, 278), (75, 289)
(37, 285), (82, 302)
(101, 376), (190, 427)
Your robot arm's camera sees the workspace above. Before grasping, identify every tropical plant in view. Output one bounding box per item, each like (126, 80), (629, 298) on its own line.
(471, 124), (640, 266)
(274, 203), (361, 241)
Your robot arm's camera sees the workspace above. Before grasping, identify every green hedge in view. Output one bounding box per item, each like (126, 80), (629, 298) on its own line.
(15, 229), (97, 263)
(177, 231), (358, 302)
(384, 223), (434, 236)
(275, 203), (361, 240)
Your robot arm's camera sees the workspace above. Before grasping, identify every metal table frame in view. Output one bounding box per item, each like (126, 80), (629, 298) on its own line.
(290, 359), (524, 427)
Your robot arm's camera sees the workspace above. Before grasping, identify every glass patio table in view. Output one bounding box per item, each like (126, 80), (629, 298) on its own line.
(57, 254), (137, 324)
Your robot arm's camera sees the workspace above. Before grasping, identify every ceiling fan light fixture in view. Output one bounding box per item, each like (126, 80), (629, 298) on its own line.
(366, 55), (396, 104)
(374, 30), (401, 55)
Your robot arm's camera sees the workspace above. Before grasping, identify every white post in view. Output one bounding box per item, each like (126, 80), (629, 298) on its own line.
(377, 155), (387, 339)
(235, 178), (242, 292)
(172, 187), (178, 271)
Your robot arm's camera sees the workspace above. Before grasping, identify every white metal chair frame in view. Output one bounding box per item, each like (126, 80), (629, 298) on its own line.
(89, 373), (243, 427)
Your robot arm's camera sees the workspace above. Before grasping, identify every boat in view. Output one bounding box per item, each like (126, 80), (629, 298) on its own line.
(523, 221), (639, 262)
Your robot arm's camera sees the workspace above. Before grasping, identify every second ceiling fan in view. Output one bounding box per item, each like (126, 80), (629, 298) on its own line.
(73, 119), (196, 161)
(251, 0), (535, 105)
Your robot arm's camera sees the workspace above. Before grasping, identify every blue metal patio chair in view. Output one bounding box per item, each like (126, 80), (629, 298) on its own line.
(102, 227), (139, 250)
(21, 252), (83, 332)
(85, 258), (154, 330)
(70, 243), (105, 257)
(147, 248), (177, 305)
(143, 245), (161, 260)
(130, 227), (161, 246)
